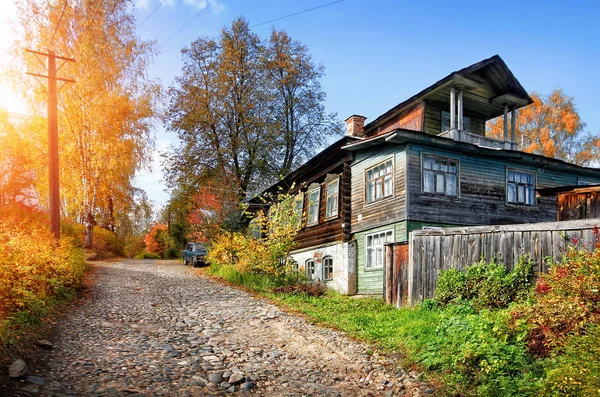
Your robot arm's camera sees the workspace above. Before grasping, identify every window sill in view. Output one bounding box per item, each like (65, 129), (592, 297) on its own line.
(364, 195), (396, 208)
(420, 192), (460, 200)
(364, 266), (384, 272)
(505, 203), (537, 209)
(325, 214), (340, 222)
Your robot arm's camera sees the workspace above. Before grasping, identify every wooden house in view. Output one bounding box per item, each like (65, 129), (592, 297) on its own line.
(342, 55), (600, 295)
(250, 55), (600, 295)
(537, 184), (600, 221)
(247, 136), (358, 294)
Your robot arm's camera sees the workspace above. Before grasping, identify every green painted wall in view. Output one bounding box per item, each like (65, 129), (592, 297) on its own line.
(355, 221), (407, 294)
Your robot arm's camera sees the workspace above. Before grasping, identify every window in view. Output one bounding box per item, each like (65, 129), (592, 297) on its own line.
(365, 229), (394, 270)
(507, 170), (535, 205)
(294, 192), (304, 225)
(323, 256), (333, 281)
(366, 159), (393, 204)
(325, 179), (339, 219)
(423, 155), (458, 196)
(305, 259), (316, 281)
(307, 187), (320, 225)
(442, 111), (470, 132)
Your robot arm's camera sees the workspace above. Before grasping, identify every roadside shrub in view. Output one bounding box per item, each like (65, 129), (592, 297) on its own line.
(207, 192), (302, 281)
(61, 220), (85, 247)
(144, 224), (174, 258)
(515, 248), (600, 357)
(0, 205), (87, 334)
(436, 257), (533, 309)
(540, 324), (600, 396)
(165, 247), (180, 259)
(419, 305), (542, 396)
(273, 280), (325, 297)
(92, 226), (124, 257)
(134, 251), (161, 259)
(123, 235), (145, 258)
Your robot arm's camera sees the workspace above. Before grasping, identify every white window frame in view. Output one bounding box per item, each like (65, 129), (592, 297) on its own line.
(305, 259), (316, 281)
(294, 192), (304, 226)
(441, 111), (470, 132)
(365, 229), (394, 270)
(422, 154), (459, 196)
(365, 158), (393, 204)
(322, 256), (333, 281)
(307, 187), (320, 226)
(506, 169), (536, 206)
(325, 178), (340, 220)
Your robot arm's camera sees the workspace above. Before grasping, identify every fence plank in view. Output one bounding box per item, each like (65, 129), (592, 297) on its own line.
(407, 219), (600, 305)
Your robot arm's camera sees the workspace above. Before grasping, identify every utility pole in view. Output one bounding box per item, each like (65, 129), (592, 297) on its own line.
(25, 49), (74, 240)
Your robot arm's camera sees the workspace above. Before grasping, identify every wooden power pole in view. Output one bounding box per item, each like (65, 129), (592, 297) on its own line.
(25, 49), (74, 240)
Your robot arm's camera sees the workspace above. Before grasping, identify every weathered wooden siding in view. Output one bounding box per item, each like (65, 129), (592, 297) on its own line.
(294, 162), (351, 250)
(355, 222), (408, 294)
(371, 102), (424, 136)
(423, 100), (485, 136)
(407, 219), (600, 304)
(351, 144), (406, 234)
(406, 144), (587, 226)
(557, 189), (600, 221)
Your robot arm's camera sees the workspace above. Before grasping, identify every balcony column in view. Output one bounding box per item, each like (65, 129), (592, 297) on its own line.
(511, 107), (517, 143)
(450, 87), (456, 130)
(503, 104), (509, 141)
(457, 89), (464, 130)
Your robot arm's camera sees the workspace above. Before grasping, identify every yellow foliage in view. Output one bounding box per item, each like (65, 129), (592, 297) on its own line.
(0, 205), (87, 324)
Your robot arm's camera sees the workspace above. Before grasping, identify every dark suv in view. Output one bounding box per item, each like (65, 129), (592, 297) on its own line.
(182, 243), (208, 267)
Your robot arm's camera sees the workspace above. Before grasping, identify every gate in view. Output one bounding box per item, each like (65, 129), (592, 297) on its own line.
(383, 242), (409, 308)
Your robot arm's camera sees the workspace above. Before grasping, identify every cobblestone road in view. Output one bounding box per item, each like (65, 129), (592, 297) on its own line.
(30, 260), (428, 397)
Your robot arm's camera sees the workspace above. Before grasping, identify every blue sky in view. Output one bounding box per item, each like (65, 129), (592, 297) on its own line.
(5, 0), (597, 206)
(133, 0), (600, 206)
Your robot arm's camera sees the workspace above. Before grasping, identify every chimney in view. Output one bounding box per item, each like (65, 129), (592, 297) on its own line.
(345, 115), (367, 137)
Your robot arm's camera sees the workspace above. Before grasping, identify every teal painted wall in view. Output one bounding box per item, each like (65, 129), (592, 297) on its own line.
(355, 221), (407, 294)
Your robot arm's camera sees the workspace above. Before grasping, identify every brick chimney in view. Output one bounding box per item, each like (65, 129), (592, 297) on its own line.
(345, 115), (367, 137)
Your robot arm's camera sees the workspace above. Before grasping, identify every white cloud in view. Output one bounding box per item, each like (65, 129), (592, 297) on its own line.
(182, 0), (225, 13)
(135, 0), (151, 10)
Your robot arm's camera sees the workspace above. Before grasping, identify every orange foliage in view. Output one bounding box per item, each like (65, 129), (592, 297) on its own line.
(487, 89), (597, 165)
(143, 224), (172, 257)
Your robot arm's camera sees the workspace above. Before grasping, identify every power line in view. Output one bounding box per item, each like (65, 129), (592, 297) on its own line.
(160, 0), (215, 47)
(138, 0), (168, 28)
(49, 0), (68, 46)
(250, 0), (344, 28)
(158, 0), (344, 55)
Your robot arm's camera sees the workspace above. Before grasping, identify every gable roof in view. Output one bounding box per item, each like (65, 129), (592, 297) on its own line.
(363, 55), (534, 135)
(247, 135), (357, 205)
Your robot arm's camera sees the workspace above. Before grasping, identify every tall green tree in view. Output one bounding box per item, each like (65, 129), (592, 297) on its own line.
(164, 18), (342, 236)
(13, 0), (159, 246)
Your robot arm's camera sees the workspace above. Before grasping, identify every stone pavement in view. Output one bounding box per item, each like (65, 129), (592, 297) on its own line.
(16, 259), (431, 396)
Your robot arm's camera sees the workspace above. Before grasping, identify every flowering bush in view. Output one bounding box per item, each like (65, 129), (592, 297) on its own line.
(515, 247), (600, 357)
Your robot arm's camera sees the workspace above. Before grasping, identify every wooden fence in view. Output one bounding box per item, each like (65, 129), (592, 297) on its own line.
(384, 219), (600, 307)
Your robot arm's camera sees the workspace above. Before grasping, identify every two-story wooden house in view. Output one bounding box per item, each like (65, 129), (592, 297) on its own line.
(343, 55), (600, 294)
(247, 136), (358, 294)
(249, 55), (600, 295)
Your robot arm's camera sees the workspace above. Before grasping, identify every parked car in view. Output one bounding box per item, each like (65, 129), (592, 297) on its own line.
(182, 243), (208, 267)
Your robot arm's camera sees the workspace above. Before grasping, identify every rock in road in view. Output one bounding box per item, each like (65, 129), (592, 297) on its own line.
(32, 259), (427, 396)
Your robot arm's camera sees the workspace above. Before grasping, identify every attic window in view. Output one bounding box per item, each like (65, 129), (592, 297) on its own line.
(442, 111), (470, 132)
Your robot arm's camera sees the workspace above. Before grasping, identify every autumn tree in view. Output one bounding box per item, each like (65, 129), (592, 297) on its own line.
(487, 89), (599, 165)
(0, 110), (37, 206)
(12, 0), (159, 246)
(264, 29), (342, 175)
(144, 224), (173, 258)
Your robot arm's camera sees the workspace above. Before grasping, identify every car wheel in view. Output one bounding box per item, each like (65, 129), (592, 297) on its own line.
(183, 258), (188, 266)
(192, 258), (198, 268)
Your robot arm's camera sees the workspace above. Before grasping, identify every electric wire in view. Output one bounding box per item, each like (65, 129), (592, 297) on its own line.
(250, 0), (343, 28)
(158, 0), (344, 54)
(160, 0), (215, 47)
(138, 0), (168, 28)
(49, 0), (68, 46)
